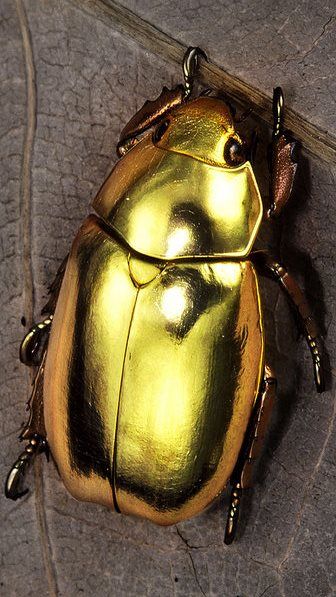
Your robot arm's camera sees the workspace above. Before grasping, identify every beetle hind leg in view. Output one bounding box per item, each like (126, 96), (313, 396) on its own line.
(252, 252), (325, 393)
(224, 366), (277, 545)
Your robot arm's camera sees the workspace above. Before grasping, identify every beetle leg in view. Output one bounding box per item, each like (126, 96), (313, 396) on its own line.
(5, 352), (48, 500)
(41, 253), (68, 315)
(182, 46), (207, 98)
(20, 315), (53, 366)
(225, 366), (277, 545)
(5, 256), (68, 500)
(252, 252), (325, 393)
(117, 47), (207, 155)
(5, 435), (48, 500)
(20, 254), (68, 367)
(268, 87), (298, 218)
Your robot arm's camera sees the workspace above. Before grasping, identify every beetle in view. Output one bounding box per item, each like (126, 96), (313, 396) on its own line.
(5, 47), (324, 544)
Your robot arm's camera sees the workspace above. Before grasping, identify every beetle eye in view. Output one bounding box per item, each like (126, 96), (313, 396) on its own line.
(224, 137), (246, 167)
(153, 119), (170, 144)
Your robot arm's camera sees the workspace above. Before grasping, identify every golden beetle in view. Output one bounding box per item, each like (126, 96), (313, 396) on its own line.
(5, 48), (324, 544)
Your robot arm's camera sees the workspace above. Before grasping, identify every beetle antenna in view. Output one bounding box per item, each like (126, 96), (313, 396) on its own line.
(247, 128), (259, 165)
(234, 107), (253, 124)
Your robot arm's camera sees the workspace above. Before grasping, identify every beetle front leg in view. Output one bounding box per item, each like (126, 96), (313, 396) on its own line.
(225, 366), (276, 545)
(268, 87), (297, 218)
(252, 252), (325, 393)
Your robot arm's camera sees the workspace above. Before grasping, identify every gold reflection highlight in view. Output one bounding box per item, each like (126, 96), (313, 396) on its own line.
(166, 228), (191, 258)
(160, 285), (188, 321)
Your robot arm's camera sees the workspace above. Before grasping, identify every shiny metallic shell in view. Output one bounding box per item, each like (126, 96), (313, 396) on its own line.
(44, 215), (264, 524)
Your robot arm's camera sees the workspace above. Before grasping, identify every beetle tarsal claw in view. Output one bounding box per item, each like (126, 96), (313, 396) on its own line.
(5, 435), (47, 501)
(315, 362), (325, 394)
(5, 460), (30, 501)
(182, 46), (208, 98)
(224, 483), (242, 545)
(272, 86), (284, 140)
(309, 338), (325, 393)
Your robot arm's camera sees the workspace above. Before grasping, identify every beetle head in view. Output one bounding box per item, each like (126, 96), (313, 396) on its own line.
(119, 94), (247, 170)
(151, 96), (246, 169)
